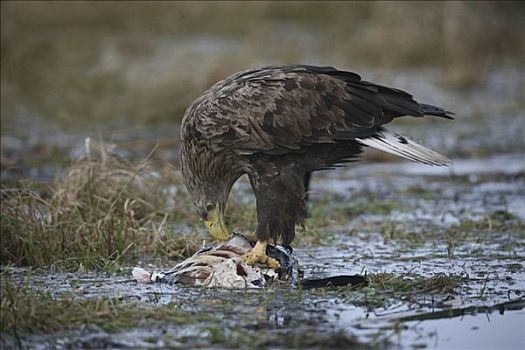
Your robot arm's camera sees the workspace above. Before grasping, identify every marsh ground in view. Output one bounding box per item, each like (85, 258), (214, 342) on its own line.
(2, 67), (524, 349)
(2, 2), (525, 349)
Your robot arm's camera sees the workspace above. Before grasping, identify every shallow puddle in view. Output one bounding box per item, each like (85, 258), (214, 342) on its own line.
(397, 309), (525, 350)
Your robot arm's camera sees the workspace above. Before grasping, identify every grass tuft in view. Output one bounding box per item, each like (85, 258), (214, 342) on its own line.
(1, 142), (200, 271)
(369, 273), (461, 294)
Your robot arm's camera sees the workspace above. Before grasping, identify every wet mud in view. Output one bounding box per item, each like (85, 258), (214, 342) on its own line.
(3, 154), (524, 349)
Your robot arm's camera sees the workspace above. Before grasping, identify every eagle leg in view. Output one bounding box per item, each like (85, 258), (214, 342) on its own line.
(241, 241), (280, 269)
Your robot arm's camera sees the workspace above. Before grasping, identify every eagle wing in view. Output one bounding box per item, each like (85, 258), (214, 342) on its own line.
(184, 65), (451, 156)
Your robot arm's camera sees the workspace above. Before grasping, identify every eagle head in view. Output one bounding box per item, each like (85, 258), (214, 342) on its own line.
(181, 138), (242, 241)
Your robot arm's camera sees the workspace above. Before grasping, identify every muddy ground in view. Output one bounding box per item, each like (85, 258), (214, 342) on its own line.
(1, 67), (525, 349)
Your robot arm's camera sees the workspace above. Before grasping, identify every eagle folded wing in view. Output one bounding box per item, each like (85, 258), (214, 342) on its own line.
(186, 65), (451, 157)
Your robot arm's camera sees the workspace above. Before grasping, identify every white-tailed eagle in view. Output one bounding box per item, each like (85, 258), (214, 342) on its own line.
(181, 65), (453, 268)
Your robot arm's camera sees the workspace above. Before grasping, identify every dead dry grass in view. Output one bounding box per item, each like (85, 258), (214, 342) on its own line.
(0, 141), (201, 271)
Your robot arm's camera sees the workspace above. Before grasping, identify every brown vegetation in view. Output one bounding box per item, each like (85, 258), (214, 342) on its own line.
(0, 142), (200, 271)
(2, 2), (524, 128)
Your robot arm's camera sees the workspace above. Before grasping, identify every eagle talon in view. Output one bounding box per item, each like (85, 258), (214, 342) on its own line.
(241, 241), (280, 270)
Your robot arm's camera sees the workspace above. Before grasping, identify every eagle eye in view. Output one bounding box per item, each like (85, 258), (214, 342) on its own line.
(205, 203), (215, 212)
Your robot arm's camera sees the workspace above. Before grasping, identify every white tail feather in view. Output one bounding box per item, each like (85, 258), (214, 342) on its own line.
(356, 129), (450, 166)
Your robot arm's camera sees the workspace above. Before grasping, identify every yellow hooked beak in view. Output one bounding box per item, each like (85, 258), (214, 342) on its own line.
(204, 206), (230, 241)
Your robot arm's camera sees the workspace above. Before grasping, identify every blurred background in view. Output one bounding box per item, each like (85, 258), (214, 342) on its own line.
(1, 1), (524, 181)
